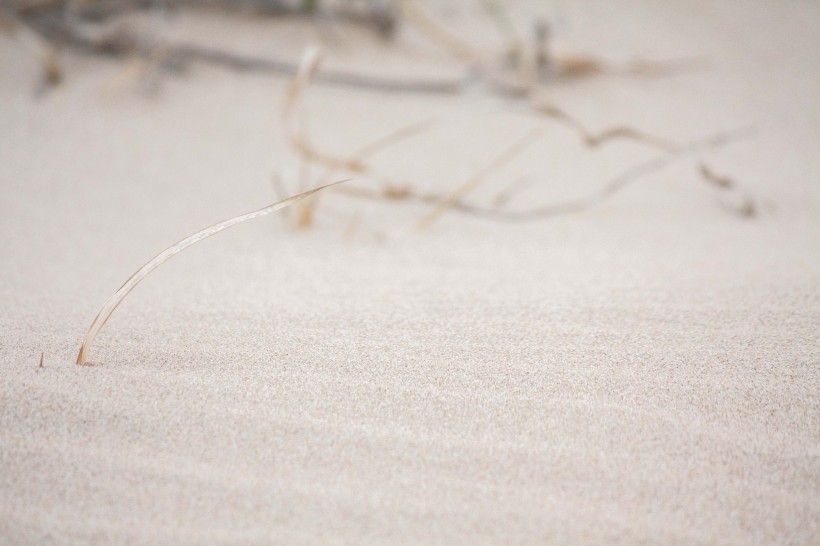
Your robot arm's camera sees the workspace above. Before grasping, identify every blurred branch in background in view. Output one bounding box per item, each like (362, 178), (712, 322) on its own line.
(2, 0), (701, 96)
(279, 49), (755, 230)
(1, 0), (755, 229)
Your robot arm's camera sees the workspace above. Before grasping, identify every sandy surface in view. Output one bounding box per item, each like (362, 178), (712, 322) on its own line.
(1, 1), (819, 543)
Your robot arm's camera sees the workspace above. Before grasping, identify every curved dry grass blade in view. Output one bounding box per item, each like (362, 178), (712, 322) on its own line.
(75, 180), (347, 366)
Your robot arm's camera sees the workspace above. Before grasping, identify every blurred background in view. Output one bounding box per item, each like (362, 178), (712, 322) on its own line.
(4, 0), (817, 241)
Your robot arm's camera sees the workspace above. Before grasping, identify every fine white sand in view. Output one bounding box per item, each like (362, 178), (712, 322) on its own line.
(1, 1), (818, 543)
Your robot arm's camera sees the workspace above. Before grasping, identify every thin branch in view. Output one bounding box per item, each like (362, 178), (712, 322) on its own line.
(530, 97), (675, 151)
(417, 128), (544, 229)
(0, 12), (61, 91)
(698, 162), (756, 218)
(492, 176), (531, 209)
(332, 127), (752, 222)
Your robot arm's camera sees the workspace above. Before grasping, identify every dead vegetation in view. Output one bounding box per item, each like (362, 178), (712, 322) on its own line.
(2, 0), (755, 225)
(2, 0), (698, 95)
(278, 47), (754, 230)
(5, 2), (757, 362)
(699, 162), (756, 218)
(74, 180), (345, 365)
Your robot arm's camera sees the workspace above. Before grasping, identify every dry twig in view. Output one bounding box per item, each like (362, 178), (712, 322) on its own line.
(417, 128), (543, 229)
(698, 163), (756, 218)
(322, 127), (752, 222)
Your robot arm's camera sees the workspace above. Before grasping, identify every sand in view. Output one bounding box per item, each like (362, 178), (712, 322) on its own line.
(1, 0), (819, 543)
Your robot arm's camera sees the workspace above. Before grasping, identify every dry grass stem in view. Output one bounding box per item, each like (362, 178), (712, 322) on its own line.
(553, 53), (704, 79)
(417, 128), (544, 229)
(276, 46), (751, 228)
(699, 163), (734, 189)
(478, 127), (753, 221)
(281, 52), (442, 181)
(282, 49), (443, 228)
(282, 46), (323, 120)
(287, 97), (679, 216)
(531, 98), (674, 151)
(698, 163), (756, 218)
(327, 127), (749, 223)
(75, 180), (346, 366)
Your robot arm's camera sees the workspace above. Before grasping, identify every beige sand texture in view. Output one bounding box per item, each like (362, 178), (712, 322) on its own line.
(1, 0), (819, 544)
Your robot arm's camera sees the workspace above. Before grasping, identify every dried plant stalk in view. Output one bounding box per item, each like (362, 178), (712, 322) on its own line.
(531, 98), (674, 151)
(699, 163), (734, 188)
(417, 128), (543, 229)
(276, 46), (751, 227)
(0, 12), (61, 90)
(282, 45), (323, 121)
(283, 46), (324, 227)
(398, 0), (480, 62)
(698, 162), (756, 217)
(76, 180), (345, 366)
(9, 0), (702, 98)
(321, 126), (750, 222)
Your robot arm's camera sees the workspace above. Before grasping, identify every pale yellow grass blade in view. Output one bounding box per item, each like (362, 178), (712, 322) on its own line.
(76, 180), (346, 365)
(282, 45), (323, 122)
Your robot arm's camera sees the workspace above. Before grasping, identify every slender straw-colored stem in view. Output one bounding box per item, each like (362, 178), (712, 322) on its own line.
(76, 180), (345, 365)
